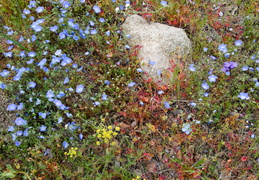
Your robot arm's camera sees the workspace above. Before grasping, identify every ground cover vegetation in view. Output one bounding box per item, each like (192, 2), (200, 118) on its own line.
(0, 0), (258, 179)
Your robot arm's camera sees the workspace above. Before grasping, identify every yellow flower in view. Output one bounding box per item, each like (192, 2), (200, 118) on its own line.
(110, 141), (116, 146)
(115, 126), (120, 131)
(108, 125), (113, 130)
(96, 141), (100, 146)
(113, 132), (118, 136)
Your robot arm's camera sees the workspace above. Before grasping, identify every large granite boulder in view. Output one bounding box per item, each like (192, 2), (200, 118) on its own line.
(121, 15), (192, 85)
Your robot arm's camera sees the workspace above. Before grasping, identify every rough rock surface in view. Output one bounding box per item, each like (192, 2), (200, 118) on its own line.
(122, 15), (192, 85)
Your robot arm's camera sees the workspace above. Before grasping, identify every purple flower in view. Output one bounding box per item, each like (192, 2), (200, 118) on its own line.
(238, 92), (249, 100)
(39, 125), (47, 132)
(128, 82), (136, 87)
(208, 74), (218, 82)
(7, 104), (17, 111)
(221, 61), (238, 72)
(93, 5), (101, 13)
(164, 101), (170, 109)
(235, 40), (243, 46)
(76, 84), (84, 93)
(14, 117), (27, 126)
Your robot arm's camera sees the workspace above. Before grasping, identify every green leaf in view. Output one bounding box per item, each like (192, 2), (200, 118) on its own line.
(1, 171), (16, 178)
(0, 33), (30, 52)
(192, 158), (206, 168)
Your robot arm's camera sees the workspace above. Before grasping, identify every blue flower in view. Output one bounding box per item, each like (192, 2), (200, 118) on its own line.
(23, 128), (29, 136)
(39, 112), (47, 119)
(7, 104), (17, 111)
(15, 141), (21, 147)
(4, 52), (13, 58)
(182, 123), (192, 135)
(90, 29), (97, 35)
(201, 82), (209, 90)
(62, 1), (71, 8)
(188, 64), (196, 71)
(64, 77), (69, 84)
(128, 82), (136, 87)
(102, 94), (108, 101)
(0, 70), (10, 77)
(238, 92), (249, 100)
(36, 6), (44, 13)
(149, 60), (156, 66)
(38, 58), (47, 68)
(203, 47), (208, 52)
(58, 117), (63, 124)
(94, 101), (100, 106)
(17, 103), (24, 110)
(235, 40), (243, 46)
(76, 84), (84, 93)
(46, 90), (55, 99)
(28, 1), (36, 8)
(93, 5), (101, 13)
(14, 117), (27, 126)
(28, 81), (36, 88)
(161, 1), (168, 6)
(164, 101), (170, 109)
(208, 74), (218, 82)
(59, 32), (66, 39)
(50, 25), (58, 32)
(99, 18), (105, 23)
(23, 9), (31, 14)
(8, 126), (14, 132)
(158, 90), (164, 95)
(190, 102), (196, 107)
(218, 44), (228, 53)
(242, 66), (249, 71)
(39, 125), (47, 132)
(104, 80), (110, 85)
(16, 130), (23, 136)
(79, 133), (83, 140)
(221, 61), (238, 72)
(28, 52), (36, 57)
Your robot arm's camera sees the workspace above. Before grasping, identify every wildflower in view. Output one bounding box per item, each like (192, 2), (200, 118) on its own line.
(23, 128), (29, 136)
(128, 82), (136, 87)
(28, 52), (36, 57)
(90, 29), (97, 35)
(0, 70), (10, 77)
(188, 64), (196, 71)
(8, 126), (14, 132)
(7, 104), (17, 111)
(28, 1), (36, 8)
(208, 74), (218, 82)
(36, 6), (44, 13)
(15, 117), (27, 126)
(161, 1), (168, 6)
(149, 60), (156, 66)
(182, 123), (192, 135)
(99, 18), (105, 22)
(50, 25), (58, 32)
(17, 103), (24, 110)
(37, 58), (47, 68)
(62, 1), (71, 8)
(46, 90), (55, 99)
(94, 101), (100, 106)
(58, 117), (63, 124)
(79, 134), (83, 140)
(158, 90), (164, 95)
(63, 141), (69, 148)
(16, 130), (23, 136)
(59, 32), (66, 39)
(39, 112), (47, 119)
(76, 84), (84, 93)
(23, 9), (31, 14)
(137, 68), (143, 72)
(242, 66), (249, 71)
(218, 44), (228, 53)
(201, 82), (209, 90)
(27, 59), (34, 64)
(93, 5), (101, 13)
(235, 40), (243, 46)
(164, 101), (170, 109)
(28, 81), (36, 88)
(190, 102), (196, 107)
(104, 80), (110, 85)
(4, 52), (13, 58)
(102, 94), (108, 101)
(221, 61), (238, 72)
(15, 141), (21, 147)
(238, 92), (249, 100)
(19, 51), (26, 57)
(39, 125), (47, 132)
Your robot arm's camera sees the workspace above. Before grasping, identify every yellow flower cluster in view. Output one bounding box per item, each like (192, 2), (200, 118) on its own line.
(132, 176), (146, 180)
(95, 125), (120, 146)
(64, 147), (78, 158)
